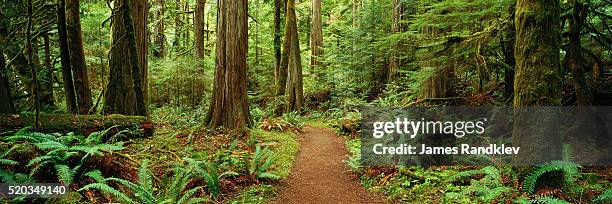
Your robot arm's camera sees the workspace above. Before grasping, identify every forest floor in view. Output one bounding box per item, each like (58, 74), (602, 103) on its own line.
(273, 126), (383, 204)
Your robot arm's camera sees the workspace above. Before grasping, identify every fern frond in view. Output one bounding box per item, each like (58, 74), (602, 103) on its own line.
(54, 164), (74, 186)
(593, 189), (612, 204)
(0, 158), (18, 166)
(35, 141), (68, 150)
(177, 186), (206, 204)
(523, 161), (581, 194)
(533, 196), (571, 204)
(257, 172), (280, 180)
(186, 197), (211, 204)
(138, 159), (154, 193)
(85, 169), (106, 183)
(79, 183), (135, 204)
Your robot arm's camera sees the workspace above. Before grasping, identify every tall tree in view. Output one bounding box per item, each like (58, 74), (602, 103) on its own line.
(204, 0), (250, 130)
(194, 0), (206, 60)
(512, 0), (562, 164)
(153, 0), (166, 58)
(57, 0), (78, 113)
(310, 0), (323, 79)
(66, 0), (92, 114)
(387, 0), (404, 81)
(275, 0), (288, 96)
(104, 0), (147, 116)
(273, 0), (283, 95)
(0, 10), (14, 113)
(565, 0), (591, 105)
(284, 0), (304, 112)
(131, 0), (148, 103)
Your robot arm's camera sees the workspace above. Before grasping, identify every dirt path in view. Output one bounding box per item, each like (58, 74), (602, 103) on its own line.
(273, 126), (383, 204)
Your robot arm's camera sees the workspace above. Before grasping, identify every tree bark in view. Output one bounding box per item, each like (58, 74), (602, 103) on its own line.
(310, 0), (323, 79)
(131, 0), (148, 105)
(57, 0), (78, 114)
(204, 0), (250, 131)
(105, 0), (147, 116)
(66, 0), (92, 114)
(194, 0), (206, 60)
(387, 0), (404, 82)
(284, 0), (304, 113)
(174, 0), (182, 52)
(502, 2), (516, 101)
(0, 10), (15, 113)
(277, 0), (291, 96)
(273, 0), (283, 95)
(566, 0), (591, 106)
(512, 0), (562, 164)
(152, 0), (166, 58)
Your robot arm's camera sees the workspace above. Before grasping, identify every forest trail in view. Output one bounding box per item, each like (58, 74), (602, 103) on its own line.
(273, 126), (383, 204)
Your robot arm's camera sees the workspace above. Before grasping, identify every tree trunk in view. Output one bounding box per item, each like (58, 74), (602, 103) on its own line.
(26, 0), (40, 128)
(56, 0), (78, 114)
(105, 0), (147, 116)
(275, 0), (288, 96)
(43, 32), (54, 106)
(194, 0), (206, 60)
(284, 0), (304, 113)
(310, 0), (323, 80)
(204, 0), (250, 131)
(131, 0), (148, 105)
(0, 20), (13, 113)
(387, 0), (404, 82)
(273, 0), (283, 95)
(66, 0), (92, 114)
(566, 0), (591, 106)
(174, 0), (182, 52)
(153, 0), (166, 58)
(0, 10), (14, 114)
(502, 2), (516, 101)
(512, 0), (562, 164)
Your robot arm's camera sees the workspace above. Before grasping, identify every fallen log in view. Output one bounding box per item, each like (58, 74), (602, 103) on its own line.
(0, 114), (154, 137)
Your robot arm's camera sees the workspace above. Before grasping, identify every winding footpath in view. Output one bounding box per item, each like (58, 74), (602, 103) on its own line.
(273, 126), (383, 204)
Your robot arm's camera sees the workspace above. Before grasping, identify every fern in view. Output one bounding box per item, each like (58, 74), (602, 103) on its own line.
(523, 161), (581, 194)
(79, 182), (135, 204)
(247, 146), (280, 180)
(445, 166), (513, 202)
(54, 164), (75, 186)
(533, 196), (571, 204)
(593, 189), (612, 204)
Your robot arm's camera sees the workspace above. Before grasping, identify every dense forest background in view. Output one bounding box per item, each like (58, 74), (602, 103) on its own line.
(0, 0), (611, 203)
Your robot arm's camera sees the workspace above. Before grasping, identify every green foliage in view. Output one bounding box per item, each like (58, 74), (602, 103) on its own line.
(523, 161), (581, 194)
(2, 127), (125, 186)
(445, 166), (514, 203)
(533, 196), (571, 204)
(79, 159), (213, 204)
(247, 146), (279, 180)
(593, 189), (612, 204)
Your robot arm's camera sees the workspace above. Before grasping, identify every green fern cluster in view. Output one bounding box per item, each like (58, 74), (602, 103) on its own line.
(247, 146), (279, 180)
(445, 166), (514, 202)
(2, 127), (126, 186)
(79, 158), (238, 204)
(523, 161), (581, 194)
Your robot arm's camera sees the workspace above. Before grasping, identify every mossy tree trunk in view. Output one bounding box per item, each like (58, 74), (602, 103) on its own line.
(566, 0), (591, 106)
(0, 10), (14, 114)
(512, 0), (562, 164)
(273, 0), (284, 95)
(66, 0), (92, 114)
(284, 0), (304, 113)
(204, 0), (250, 131)
(57, 0), (78, 114)
(105, 0), (147, 116)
